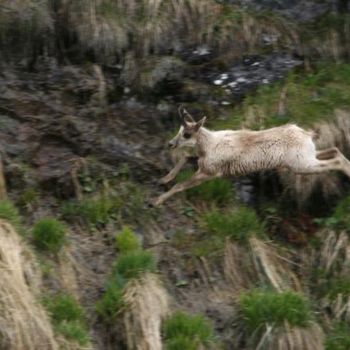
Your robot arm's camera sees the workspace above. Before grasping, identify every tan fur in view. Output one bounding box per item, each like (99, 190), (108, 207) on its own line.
(153, 112), (350, 206)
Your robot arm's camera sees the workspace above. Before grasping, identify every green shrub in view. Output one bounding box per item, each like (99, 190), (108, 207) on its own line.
(239, 290), (312, 331)
(0, 200), (22, 231)
(163, 312), (215, 350)
(176, 170), (234, 206)
(115, 226), (140, 253)
(325, 322), (350, 350)
(43, 293), (89, 346)
(202, 206), (264, 242)
(32, 218), (66, 253)
(114, 251), (156, 280)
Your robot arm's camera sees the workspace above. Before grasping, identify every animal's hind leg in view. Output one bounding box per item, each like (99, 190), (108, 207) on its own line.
(295, 157), (350, 177)
(316, 147), (340, 160)
(315, 148), (350, 177)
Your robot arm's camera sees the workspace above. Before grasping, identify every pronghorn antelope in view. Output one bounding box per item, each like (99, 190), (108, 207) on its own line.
(153, 107), (350, 206)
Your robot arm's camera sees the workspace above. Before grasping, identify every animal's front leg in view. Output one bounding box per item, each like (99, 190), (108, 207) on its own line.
(158, 156), (188, 184)
(152, 171), (214, 206)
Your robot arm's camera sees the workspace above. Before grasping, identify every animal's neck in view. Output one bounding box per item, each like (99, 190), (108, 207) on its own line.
(197, 128), (214, 157)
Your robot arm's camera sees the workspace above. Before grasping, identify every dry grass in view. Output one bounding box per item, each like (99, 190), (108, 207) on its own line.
(249, 236), (301, 292)
(224, 239), (254, 293)
(1, 0), (298, 64)
(262, 322), (324, 350)
(122, 273), (169, 350)
(0, 219), (58, 350)
(319, 230), (349, 274)
(224, 236), (300, 294)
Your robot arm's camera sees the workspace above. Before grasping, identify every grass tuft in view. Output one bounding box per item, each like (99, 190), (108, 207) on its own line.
(163, 312), (215, 350)
(97, 250), (157, 323)
(0, 200), (22, 232)
(115, 226), (140, 253)
(239, 290), (312, 331)
(43, 293), (89, 346)
(202, 206), (264, 242)
(114, 251), (156, 280)
(32, 218), (66, 253)
(96, 281), (125, 322)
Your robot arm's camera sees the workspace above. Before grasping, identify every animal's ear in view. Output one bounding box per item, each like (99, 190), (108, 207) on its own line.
(194, 116), (206, 131)
(178, 105), (194, 125)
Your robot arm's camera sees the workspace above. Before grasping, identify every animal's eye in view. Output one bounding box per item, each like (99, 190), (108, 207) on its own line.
(183, 132), (191, 139)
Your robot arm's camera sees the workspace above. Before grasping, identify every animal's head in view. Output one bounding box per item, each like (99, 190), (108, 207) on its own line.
(168, 106), (206, 149)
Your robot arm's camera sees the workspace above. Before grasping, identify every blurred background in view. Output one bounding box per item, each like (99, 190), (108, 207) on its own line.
(0, 1), (350, 349)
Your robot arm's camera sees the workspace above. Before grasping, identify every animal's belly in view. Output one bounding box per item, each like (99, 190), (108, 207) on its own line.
(219, 155), (282, 176)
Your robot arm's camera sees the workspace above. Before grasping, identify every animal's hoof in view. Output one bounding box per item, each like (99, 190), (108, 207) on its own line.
(148, 198), (163, 207)
(158, 176), (171, 185)
(153, 197), (165, 207)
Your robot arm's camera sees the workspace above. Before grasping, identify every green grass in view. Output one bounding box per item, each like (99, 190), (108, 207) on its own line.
(213, 64), (350, 130)
(115, 226), (140, 253)
(239, 290), (312, 332)
(314, 194), (350, 232)
(62, 181), (150, 228)
(32, 218), (66, 253)
(43, 293), (89, 346)
(163, 312), (215, 350)
(97, 249), (157, 323)
(96, 281), (125, 322)
(0, 200), (22, 232)
(62, 194), (121, 228)
(113, 251), (156, 280)
(202, 206), (264, 243)
(18, 188), (38, 207)
(176, 170), (234, 206)
(319, 277), (350, 300)
(325, 322), (350, 350)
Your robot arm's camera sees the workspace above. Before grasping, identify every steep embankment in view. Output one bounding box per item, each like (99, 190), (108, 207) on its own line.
(0, 0), (350, 349)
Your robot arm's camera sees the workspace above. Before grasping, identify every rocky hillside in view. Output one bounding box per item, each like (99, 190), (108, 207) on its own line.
(0, 0), (350, 349)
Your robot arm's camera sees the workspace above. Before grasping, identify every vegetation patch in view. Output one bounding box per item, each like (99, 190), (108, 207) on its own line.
(163, 312), (216, 350)
(319, 277), (350, 300)
(0, 200), (22, 233)
(62, 194), (121, 228)
(202, 206), (264, 243)
(115, 226), (141, 253)
(319, 194), (350, 231)
(239, 290), (312, 332)
(97, 228), (157, 323)
(325, 322), (350, 350)
(96, 281), (125, 322)
(62, 181), (149, 229)
(176, 169), (234, 206)
(113, 251), (156, 280)
(43, 293), (90, 346)
(213, 64), (350, 130)
(32, 218), (66, 253)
